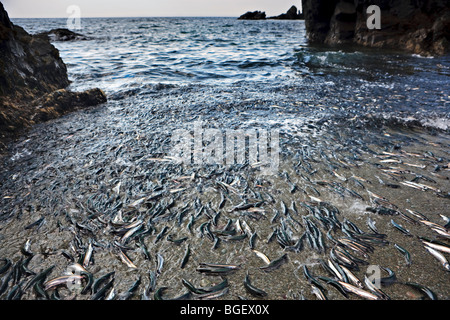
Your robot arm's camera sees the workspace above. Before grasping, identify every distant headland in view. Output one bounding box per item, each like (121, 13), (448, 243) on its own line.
(238, 5), (304, 20)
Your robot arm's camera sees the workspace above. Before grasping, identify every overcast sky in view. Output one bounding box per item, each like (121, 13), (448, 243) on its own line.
(3, 0), (302, 18)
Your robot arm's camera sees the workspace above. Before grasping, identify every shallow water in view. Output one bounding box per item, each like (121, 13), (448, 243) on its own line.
(0, 17), (449, 300)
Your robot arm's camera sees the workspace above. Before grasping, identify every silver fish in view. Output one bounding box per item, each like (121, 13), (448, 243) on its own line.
(424, 245), (450, 271)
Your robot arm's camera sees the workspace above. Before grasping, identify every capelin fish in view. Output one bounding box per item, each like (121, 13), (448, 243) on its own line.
(340, 265), (363, 288)
(303, 265), (325, 291)
(0, 271), (12, 296)
(120, 275), (141, 300)
(44, 275), (85, 291)
(379, 267), (397, 286)
(424, 245), (450, 271)
(430, 227), (450, 238)
(249, 232), (257, 250)
(390, 219), (412, 236)
(129, 197), (147, 208)
(419, 220), (448, 232)
(337, 281), (380, 300)
(105, 287), (116, 300)
(244, 273), (268, 298)
(196, 263), (241, 275)
(338, 238), (373, 256)
(181, 278), (208, 295)
(154, 226), (169, 244)
(318, 259), (336, 278)
(330, 247), (359, 271)
(224, 233), (247, 242)
(7, 282), (25, 300)
(24, 217), (45, 230)
(406, 209), (429, 221)
(311, 285), (328, 300)
(180, 244), (190, 269)
(327, 259), (348, 283)
(252, 250), (271, 265)
(441, 215), (450, 228)
(82, 242), (94, 268)
(121, 222), (144, 244)
(394, 243), (411, 266)
(21, 255), (36, 277)
(260, 253), (288, 272)
(240, 219), (253, 236)
(230, 201), (264, 212)
(195, 287), (229, 300)
(91, 279), (115, 300)
(336, 245), (369, 266)
(403, 282), (437, 300)
(319, 275), (349, 298)
(0, 258), (12, 275)
(364, 275), (390, 300)
(117, 248), (138, 269)
(20, 239), (33, 257)
(156, 253), (164, 275)
(420, 239), (450, 254)
(24, 265), (55, 290)
(80, 271), (94, 295)
(93, 271), (115, 294)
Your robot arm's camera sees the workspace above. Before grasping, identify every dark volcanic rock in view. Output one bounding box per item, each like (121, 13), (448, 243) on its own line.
(0, 6), (69, 103)
(0, 2), (106, 147)
(238, 11), (266, 20)
(37, 28), (88, 41)
(302, 0), (450, 56)
(268, 6), (304, 20)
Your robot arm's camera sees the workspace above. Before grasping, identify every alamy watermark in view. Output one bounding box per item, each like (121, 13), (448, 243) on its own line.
(366, 5), (381, 30)
(66, 5), (82, 30)
(170, 120), (280, 175)
(366, 264), (382, 289)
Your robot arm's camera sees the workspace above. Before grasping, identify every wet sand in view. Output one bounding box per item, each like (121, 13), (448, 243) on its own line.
(0, 83), (449, 300)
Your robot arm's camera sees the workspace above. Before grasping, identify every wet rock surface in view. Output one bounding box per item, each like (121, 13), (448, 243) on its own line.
(32, 88), (107, 123)
(0, 3), (69, 104)
(302, 0), (450, 56)
(0, 3), (105, 150)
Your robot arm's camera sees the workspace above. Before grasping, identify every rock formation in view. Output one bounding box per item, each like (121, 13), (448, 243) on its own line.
(302, 0), (450, 56)
(268, 6), (304, 20)
(238, 11), (266, 20)
(239, 5), (304, 20)
(0, 2), (106, 148)
(37, 28), (88, 42)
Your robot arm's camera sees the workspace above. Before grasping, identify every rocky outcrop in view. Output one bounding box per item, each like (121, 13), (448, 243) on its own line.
(302, 0), (450, 56)
(37, 28), (88, 41)
(239, 6), (305, 20)
(268, 6), (304, 20)
(32, 88), (106, 123)
(238, 11), (266, 20)
(0, 2), (106, 148)
(0, 7), (69, 104)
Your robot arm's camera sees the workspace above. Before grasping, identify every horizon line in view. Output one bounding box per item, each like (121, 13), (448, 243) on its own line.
(10, 15), (306, 20)
(10, 15), (251, 19)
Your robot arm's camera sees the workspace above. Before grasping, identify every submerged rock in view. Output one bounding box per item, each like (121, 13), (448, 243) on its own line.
(37, 28), (88, 41)
(302, 0), (450, 56)
(238, 11), (266, 20)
